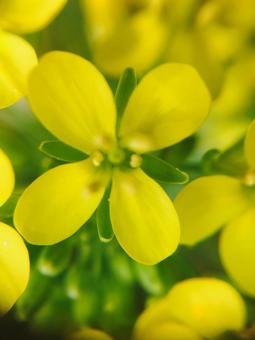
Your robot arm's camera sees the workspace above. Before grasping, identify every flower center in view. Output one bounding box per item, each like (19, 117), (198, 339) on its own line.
(107, 146), (126, 165)
(91, 145), (143, 169)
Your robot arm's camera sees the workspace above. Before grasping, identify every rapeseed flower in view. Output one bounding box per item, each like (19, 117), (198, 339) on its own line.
(68, 328), (113, 340)
(81, 0), (167, 77)
(0, 149), (29, 315)
(175, 119), (255, 296)
(14, 51), (210, 265)
(0, 0), (66, 109)
(194, 51), (255, 156)
(133, 278), (246, 339)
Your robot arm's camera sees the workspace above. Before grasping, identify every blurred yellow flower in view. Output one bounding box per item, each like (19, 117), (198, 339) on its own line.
(175, 119), (255, 296)
(196, 0), (255, 64)
(81, 0), (167, 77)
(68, 328), (113, 340)
(14, 51), (211, 265)
(0, 149), (29, 315)
(0, 0), (67, 109)
(196, 51), (255, 154)
(133, 277), (246, 339)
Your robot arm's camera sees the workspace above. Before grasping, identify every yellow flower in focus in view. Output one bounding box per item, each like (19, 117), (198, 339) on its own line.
(81, 0), (167, 77)
(14, 51), (211, 265)
(175, 119), (255, 296)
(0, 149), (29, 315)
(133, 278), (246, 339)
(0, 0), (67, 109)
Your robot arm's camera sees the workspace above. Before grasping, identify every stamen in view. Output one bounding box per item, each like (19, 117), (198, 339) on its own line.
(91, 151), (104, 167)
(243, 171), (255, 187)
(130, 154), (143, 168)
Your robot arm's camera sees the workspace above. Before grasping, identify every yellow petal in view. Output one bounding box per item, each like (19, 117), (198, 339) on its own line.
(0, 149), (15, 207)
(244, 120), (255, 170)
(14, 159), (109, 245)
(91, 12), (167, 77)
(174, 175), (249, 246)
(68, 328), (113, 340)
(110, 168), (180, 264)
(167, 29), (224, 98)
(136, 321), (202, 340)
(0, 0), (67, 33)
(119, 63), (211, 153)
(0, 30), (37, 109)
(28, 51), (116, 154)
(0, 222), (30, 315)
(166, 278), (246, 338)
(134, 298), (202, 340)
(220, 209), (255, 297)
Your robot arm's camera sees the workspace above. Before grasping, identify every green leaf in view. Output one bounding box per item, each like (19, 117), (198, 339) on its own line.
(39, 140), (87, 162)
(115, 68), (137, 122)
(160, 136), (196, 166)
(96, 189), (114, 243)
(142, 154), (189, 184)
(202, 149), (221, 174)
(202, 140), (247, 177)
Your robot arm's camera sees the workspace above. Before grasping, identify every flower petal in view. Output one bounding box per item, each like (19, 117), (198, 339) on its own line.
(166, 278), (246, 338)
(14, 159), (109, 245)
(0, 222), (30, 315)
(244, 119), (255, 170)
(135, 321), (202, 340)
(174, 175), (249, 245)
(134, 298), (202, 340)
(0, 0), (67, 33)
(119, 63), (211, 153)
(28, 51), (116, 154)
(69, 328), (113, 340)
(91, 12), (167, 77)
(0, 30), (37, 109)
(110, 168), (180, 265)
(220, 209), (255, 297)
(0, 149), (15, 207)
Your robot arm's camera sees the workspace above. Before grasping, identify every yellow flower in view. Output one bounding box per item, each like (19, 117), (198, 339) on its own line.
(0, 149), (29, 315)
(196, 0), (255, 64)
(68, 328), (113, 340)
(175, 119), (255, 296)
(14, 51), (211, 265)
(0, 0), (67, 109)
(194, 51), (255, 155)
(80, 0), (167, 77)
(133, 277), (246, 339)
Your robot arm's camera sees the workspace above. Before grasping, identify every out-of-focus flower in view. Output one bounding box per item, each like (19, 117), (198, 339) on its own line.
(196, 0), (255, 64)
(14, 51), (211, 265)
(194, 51), (255, 155)
(133, 277), (246, 339)
(68, 328), (113, 340)
(175, 119), (255, 296)
(0, 149), (29, 315)
(80, 0), (167, 76)
(166, 28), (224, 99)
(0, 0), (67, 109)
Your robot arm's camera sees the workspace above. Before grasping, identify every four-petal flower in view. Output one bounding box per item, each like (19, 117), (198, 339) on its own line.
(14, 51), (211, 265)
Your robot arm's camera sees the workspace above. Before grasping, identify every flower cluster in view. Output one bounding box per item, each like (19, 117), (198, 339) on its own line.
(0, 0), (255, 338)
